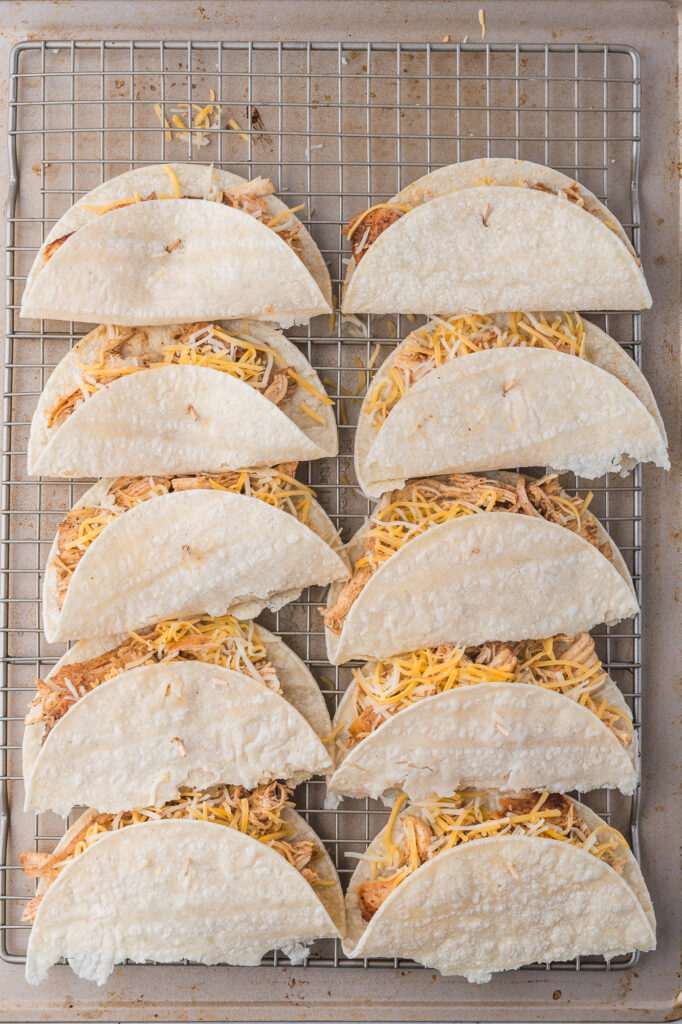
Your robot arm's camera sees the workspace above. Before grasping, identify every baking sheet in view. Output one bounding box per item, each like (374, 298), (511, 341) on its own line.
(0, 2), (678, 1021)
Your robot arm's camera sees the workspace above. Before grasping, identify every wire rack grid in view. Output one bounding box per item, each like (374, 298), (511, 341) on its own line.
(2, 39), (644, 972)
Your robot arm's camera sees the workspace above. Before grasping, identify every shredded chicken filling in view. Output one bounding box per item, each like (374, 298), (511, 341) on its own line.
(344, 633), (632, 748)
(26, 615), (281, 745)
(344, 179), (637, 265)
(322, 473), (610, 635)
(43, 171), (304, 265)
(365, 312), (585, 427)
(353, 791), (631, 922)
(21, 782), (331, 922)
(53, 466), (314, 609)
(343, 204), (409, 261)
(45, 322), (306, 430)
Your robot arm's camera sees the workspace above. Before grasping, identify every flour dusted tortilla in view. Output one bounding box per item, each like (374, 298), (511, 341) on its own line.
(43, 475), (349, 643)
(356, 313), (668, 496)
(24, 654), (335, 816)
(29, 320), (337, 478)
(329, 675), (638, 800)
(21, 164), (331, 325)
(341, 158), (651, 313)
(26, 810), (344, 985)
(324, 473), (637, 664)
(343, 795), (655, 979)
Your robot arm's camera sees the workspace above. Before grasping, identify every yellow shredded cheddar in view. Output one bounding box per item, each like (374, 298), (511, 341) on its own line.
(353, 791), (631, 918)
(364, 312), (586, 427)
(20, 781), (331, 921)
(165, 164), (181, 197)
(344, 634), (632, 747)
(300, 400), (326, 425)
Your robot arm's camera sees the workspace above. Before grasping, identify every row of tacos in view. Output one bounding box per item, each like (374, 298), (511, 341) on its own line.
(27, 310), (668, 485)
(21, 158), (652, 327)
(19, 159), (659, 983)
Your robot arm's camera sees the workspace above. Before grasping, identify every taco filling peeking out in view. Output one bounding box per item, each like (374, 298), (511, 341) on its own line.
(322, 473), (610, 636)
(53, 466), (315, 610)
(26, 615), (280, 746)
(344, 179), (628, 264)
(44, 322), (333, 432)
(353, 791), (632, 922)
(343, 633), (632, 750)
(364, 312), (586, 427)
(21, 781), (333, 922)
(44, 169), (304, 265)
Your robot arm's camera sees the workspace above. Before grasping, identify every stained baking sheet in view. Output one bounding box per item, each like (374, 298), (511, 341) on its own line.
(0, 5), (678, 1019)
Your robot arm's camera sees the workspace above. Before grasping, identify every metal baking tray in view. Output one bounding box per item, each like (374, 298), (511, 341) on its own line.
(1, 38), (646, 974)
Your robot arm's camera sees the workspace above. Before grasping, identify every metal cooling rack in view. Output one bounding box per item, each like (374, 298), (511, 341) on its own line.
(2, 39), (644, 972)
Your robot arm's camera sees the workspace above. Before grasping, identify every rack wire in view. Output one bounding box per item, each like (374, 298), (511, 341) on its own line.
(2, 39), (644, 972)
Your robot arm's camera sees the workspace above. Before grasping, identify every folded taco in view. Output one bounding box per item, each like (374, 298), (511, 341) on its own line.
(21, 164), (331, 325)
(341, 158), (651, 313)
(22, 782), (345, 984)
(328, 632), (637, 800)
(344, 791), (655, 979)
(357, 312), (668, 496)
(24, 614), (335, 816)
(44, 467), (349, 643)
(29, 320), (337, 478)
(322, 472), (637, 663)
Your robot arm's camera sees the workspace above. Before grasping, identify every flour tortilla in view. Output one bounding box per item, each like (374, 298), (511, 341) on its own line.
(29, 320), (337, 478)
(43, 480), (349, 643)
(343, 797), (655, 979)
(356, 315), (669, 496)
(341, 158), (651, 313)
(325, 475), (637, 664)
(26, 811), (345, 985)
(23, 656), (334, 816)
(328, 676), (638, 800)
(21, 164), (331, 325)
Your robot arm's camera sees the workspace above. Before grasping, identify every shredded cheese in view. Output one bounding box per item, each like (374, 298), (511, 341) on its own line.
(344, 635), (631, 747)
(300, 400), (326, 425)
(53, 469), (317, 604)
(165, 164), (181, 198)
(287, 369), (334, 405)
(357, 791), (631, 911)
(47, 324), (299, 429)
(364, 312), (586, 427)
(20, 782), (331, 918)
(322, 473), (609, 637)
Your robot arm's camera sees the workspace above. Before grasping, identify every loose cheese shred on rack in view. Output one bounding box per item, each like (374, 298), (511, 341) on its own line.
(227, 117), (249, 142)
(367, 343), (381, 369)
(154, 103), (172, 141)
(364, 312), (586, 427)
